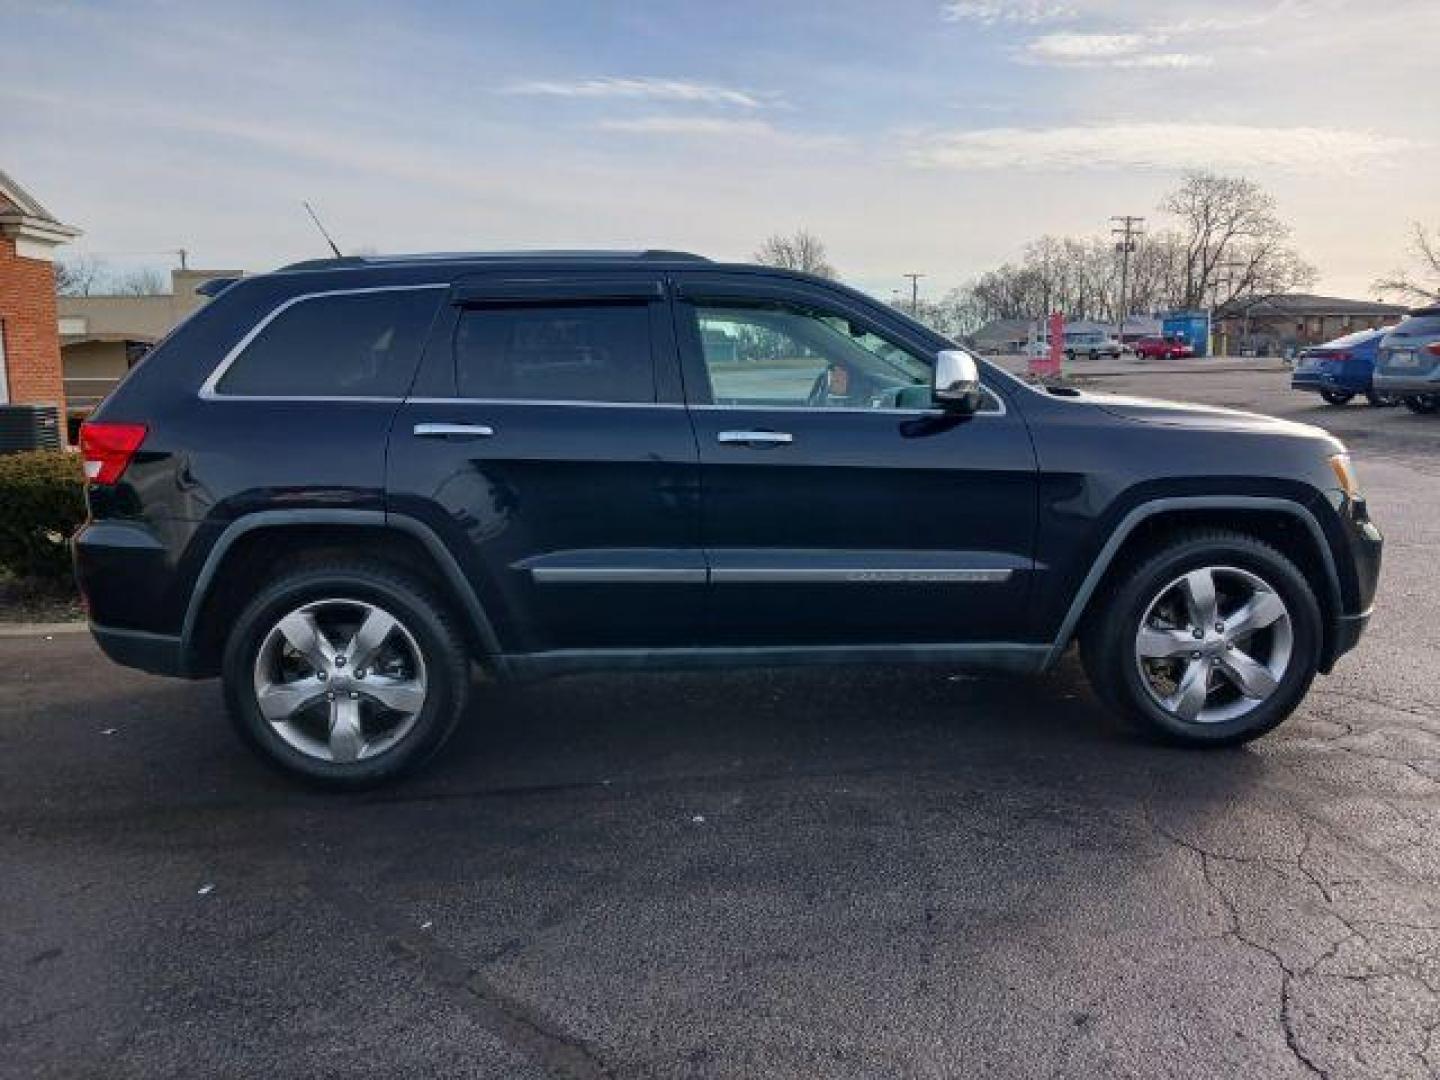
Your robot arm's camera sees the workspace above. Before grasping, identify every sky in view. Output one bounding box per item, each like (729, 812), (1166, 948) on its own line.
(3, 0), (1437, 302)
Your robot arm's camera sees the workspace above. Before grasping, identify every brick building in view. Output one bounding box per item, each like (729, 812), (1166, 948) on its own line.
(0, 169), (81, 412)
(1213, 293), (1409, 357)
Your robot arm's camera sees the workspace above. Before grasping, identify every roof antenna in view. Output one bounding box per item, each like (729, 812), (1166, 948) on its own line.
(302, 200), (344, 258)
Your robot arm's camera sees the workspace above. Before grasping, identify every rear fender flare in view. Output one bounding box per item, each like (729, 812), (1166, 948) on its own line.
(180, 509), (506, 674)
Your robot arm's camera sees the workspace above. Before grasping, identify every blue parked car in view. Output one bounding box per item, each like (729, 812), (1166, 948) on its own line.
(1291, 327), (1398, 407)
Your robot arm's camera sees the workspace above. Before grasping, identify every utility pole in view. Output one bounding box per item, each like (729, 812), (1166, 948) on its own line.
(176, 247), (189, 271)
(1212, 259), (1244, 356)
(1110, 215), (1144, 344)
(903, 272), (924, 315)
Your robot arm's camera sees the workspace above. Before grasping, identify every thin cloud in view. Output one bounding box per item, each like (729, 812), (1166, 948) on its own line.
(503, 77), (767, 109)
(1018, 4), (1292, 69)
(909, 122), (1419, 172)
(600, 116), (777, 135)
(942, 1), (1076, 24)
(1027, 32), (1146, 59)
(1023, 32), (1213, 67)
(597, 115), (844, 148)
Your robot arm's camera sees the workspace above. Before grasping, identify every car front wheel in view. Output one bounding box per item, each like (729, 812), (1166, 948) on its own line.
(222, 561), (471, 787)
(1320, 389), (1354, 406)
(1080, 531), (1321, 747)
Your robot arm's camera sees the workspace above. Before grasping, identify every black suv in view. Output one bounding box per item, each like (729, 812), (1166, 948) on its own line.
(74, 251), (1382, 786)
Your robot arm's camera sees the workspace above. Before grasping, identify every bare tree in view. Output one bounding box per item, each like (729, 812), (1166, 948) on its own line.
(1374, 223), (1440, 304)
(55, 255), (106, 296)
(950, 173), (1315, 332)
(753, 229), (837, 279)
(1160, 171), (1314, 308)
(898, 289), (987, 339)
(110, 267), (169, 296)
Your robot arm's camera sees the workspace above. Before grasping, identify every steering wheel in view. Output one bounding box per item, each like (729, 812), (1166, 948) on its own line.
(806, 369), (830, 407)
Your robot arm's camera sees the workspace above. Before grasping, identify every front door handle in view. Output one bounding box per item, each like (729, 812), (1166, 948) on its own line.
(413, 422), (495, 439)
(717, 430), (793, 447)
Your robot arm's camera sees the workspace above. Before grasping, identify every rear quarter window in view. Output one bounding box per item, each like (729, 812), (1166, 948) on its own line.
(214, 288), (441, 398)
(1389, 316), (1440, 338)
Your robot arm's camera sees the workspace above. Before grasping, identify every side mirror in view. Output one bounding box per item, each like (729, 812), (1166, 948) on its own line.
(933, 349), (983, 413)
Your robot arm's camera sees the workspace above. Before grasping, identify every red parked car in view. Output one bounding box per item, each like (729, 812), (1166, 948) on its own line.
(1133, 336), (1194, 359)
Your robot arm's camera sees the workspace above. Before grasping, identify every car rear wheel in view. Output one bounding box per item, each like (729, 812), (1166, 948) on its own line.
(1404, 394), (1440, 415)
(222, 561), (471, 787)
(1079, 530), (1321, 747)
(1320, 389), (1354, 406)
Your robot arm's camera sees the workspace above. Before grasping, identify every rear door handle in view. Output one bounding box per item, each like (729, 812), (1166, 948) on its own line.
(413, 422), (495, 439)
(717, 430), (793, 447)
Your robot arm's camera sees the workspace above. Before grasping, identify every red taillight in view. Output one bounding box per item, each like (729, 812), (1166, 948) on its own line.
(1426, 342), (1440, 357)
(79, 422), (147, 485)
(1329, 350), (1352, 362)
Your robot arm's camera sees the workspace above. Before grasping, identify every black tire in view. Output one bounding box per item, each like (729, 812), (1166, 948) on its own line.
(1065, 350), (1075, 362)
(1320, 389), (1354, 406)
(1078, 530), (1322, 747)
(1404, 394), (1440, 415)
(222, 560), (471, 787)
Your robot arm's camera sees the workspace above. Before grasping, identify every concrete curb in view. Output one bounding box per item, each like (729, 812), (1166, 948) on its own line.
(0, 621), (89, 638)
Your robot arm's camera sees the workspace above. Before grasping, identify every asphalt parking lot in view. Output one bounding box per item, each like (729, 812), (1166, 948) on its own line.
(3, 367), (1439, 1079)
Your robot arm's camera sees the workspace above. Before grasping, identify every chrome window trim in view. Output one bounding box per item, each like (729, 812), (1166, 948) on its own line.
(402, 393), (1004, 415)
(689, 384), (1007, 417)
(198, 284), (448, 402)
(405, 396), (682, 409)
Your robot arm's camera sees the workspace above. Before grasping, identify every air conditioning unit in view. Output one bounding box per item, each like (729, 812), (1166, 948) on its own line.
(0, 404), (63, 453)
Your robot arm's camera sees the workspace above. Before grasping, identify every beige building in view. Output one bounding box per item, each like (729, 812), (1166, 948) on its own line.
(59, 267), (239, 419)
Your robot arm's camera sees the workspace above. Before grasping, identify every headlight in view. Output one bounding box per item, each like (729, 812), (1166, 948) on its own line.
(1329, 453), (1361, 499)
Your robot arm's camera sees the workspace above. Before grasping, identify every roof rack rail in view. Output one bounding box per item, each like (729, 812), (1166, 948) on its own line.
(276, 249), (710, 272)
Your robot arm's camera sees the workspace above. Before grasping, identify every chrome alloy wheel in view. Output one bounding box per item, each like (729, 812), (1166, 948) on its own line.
(1133, 566), (1293, 725)
(252, 598), (428, 763)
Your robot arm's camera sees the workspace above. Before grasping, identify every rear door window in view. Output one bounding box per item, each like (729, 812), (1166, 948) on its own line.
(453, 303), (656, 402)
(215, 288), (440, 398)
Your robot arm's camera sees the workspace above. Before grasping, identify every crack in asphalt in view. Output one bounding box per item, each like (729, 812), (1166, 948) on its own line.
(308, 877), (613, 1080)
(1148, 818), (1329, 1077)
(1149, 809), (1440, 1079)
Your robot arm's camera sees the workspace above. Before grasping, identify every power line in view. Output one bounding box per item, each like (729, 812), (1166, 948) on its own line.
(1110, 215), (1145, 342)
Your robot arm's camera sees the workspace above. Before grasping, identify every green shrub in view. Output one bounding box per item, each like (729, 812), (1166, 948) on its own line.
(0, 451), (87, 581)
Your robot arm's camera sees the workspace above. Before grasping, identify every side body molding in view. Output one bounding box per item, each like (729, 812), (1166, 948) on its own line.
(1043, 495), (1341, 669)
(180, 509), (507, 674)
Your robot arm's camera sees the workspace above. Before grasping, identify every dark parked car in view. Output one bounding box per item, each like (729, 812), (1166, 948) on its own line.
(74, 251), (1382, 786)
(1132, 336), (1194, 360)
(1373, 306), (1440, 414)
(1290, 326), (1398, 407)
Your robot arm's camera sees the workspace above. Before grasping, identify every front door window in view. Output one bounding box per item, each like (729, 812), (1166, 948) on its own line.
(694, 302), (936, 411)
